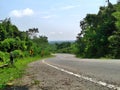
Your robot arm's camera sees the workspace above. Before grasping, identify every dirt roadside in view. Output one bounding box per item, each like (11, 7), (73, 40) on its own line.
(6, 60), (112, 90)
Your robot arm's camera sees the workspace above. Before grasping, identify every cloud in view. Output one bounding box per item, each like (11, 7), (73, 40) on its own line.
(41, 15), (52, 19)
(50, 32), (63, 35)
(41, 15), (57, 19)
(39, 11), (49, 14)
(59, 32), (63, 34)
(60, 5), (80, 10)
(50, 32), (56, 34)
(10, 8), (34, 17)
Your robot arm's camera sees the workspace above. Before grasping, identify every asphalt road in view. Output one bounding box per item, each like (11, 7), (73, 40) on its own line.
(45, 54), (120, 89)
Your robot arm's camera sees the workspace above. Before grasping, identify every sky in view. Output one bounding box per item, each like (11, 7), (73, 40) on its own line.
(0, 0), (117, 41)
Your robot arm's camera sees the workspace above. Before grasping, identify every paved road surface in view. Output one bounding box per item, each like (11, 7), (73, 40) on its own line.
(13, 54), (120, 90)
(45, 54), (120, 89)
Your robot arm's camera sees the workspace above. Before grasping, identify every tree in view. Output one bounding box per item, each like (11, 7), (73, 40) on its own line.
(26, 28), (39, 39)
(0, 18), (51, 59)
(0, 23), (7, 41)
(54, 42), (72, 53)
(32, 35), (48, 48)
(117, 0), (120, 3)
(31, 35), (50, 56)
(0, 18), (21, 40)
(76, 2), (118, 58)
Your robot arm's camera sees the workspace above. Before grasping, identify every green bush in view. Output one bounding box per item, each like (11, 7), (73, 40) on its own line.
(4, 52), (9, 62)
(0, 51), (9, 64)
(0, 38), (27, 52)
(23, 51), (30, 57)
(0, 51), (5, 62)
(42, 49), (50, 56)
(12, 50), (23, 58)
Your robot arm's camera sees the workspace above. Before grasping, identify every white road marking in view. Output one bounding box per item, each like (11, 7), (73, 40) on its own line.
(42, 60), (120, 90)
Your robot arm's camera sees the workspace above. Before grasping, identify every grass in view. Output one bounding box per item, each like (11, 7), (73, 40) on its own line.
(0, 55), (50, 89)
(0, 62), (4, 66)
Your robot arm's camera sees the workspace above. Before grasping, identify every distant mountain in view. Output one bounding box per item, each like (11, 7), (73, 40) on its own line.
(49, 40), (75, 44)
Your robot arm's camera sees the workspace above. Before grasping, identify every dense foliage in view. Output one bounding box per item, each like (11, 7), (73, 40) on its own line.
(0, 18), (51, 89)
(76, 2), (120, 58)
(50, 41), (76, 54)
(0, 18), (50, 64)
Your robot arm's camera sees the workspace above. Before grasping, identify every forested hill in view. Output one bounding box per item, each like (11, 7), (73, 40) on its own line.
(76, 2), (120, 58)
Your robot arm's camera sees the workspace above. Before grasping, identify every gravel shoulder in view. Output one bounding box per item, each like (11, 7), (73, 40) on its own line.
(10, 59), (113, 90)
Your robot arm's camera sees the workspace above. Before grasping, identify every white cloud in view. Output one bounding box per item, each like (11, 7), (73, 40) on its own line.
(10, 8), (34, 17)
(39, 11), (49, 14)
(50, 32), (56, 34)
(50, 32), (63, 35)
(41, 15), (57, 19)
(41, 15), (52, 19)
(59, 32), (63, 34)
(60, 5), (80, 10)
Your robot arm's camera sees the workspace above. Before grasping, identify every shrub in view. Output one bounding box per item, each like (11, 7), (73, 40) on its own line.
(23, 51), (30, 57)
(0, 51), (9, 63)
(0, 38), (27, 52)
(0, 51), (5, 62)
(12, 50), (23, 59)
(40, 49), (50, 57)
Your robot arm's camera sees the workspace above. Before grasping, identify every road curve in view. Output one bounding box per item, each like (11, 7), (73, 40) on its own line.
(44, 54), (120, 90)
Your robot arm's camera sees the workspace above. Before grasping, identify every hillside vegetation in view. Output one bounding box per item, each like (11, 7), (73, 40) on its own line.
(76, 2), (120, 58)
(0, 18), (51, 88)
(0, 18), (50, 64)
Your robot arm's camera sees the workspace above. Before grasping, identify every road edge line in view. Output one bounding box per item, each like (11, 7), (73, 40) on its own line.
(42, 60), (120, 90)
